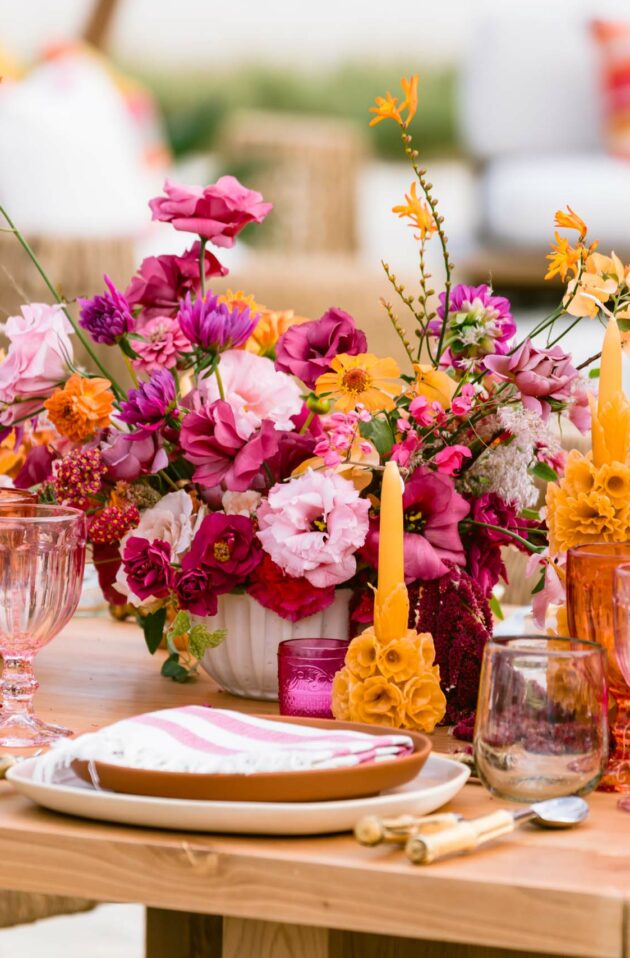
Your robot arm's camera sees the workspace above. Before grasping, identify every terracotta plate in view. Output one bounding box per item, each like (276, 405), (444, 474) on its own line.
(72, 716), (431, 803)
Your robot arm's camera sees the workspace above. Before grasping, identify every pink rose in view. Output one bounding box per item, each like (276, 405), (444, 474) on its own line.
(434, 444), (472, 476)
(0, 304), (74, 419)
(126, 242), (227, 319)
(149, 176), (272, 248)
(484, 341), (578, 420)
(257, 470), (370, 588)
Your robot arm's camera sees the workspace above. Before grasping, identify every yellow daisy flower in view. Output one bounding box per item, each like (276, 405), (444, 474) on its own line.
(315, 353), (402, 413)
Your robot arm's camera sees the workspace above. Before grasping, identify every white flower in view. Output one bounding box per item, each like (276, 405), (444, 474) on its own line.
(115, 490), (204, 607)
(222, 490), (262, 516)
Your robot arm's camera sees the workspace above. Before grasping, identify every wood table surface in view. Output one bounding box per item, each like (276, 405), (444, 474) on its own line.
(1, 616), (629, 958)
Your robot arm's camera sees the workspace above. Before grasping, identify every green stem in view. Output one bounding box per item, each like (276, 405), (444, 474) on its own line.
(122, 354), (139, 388)
(0, 205), (124, 398)
(464, 519), (543, 553)
(159, 470), (179, 492)
(214, 364), (226, 401)
(299, 410), (315, 435)
(199, 237), (207, 299)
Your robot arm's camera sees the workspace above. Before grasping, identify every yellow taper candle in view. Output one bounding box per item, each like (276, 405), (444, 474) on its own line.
(374, 460), (409, 641)
(598, 316), (622, 416)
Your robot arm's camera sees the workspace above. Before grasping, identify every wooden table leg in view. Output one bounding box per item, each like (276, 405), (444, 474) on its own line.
(145, 908), (222, 958)
(146, 912), (589, 958)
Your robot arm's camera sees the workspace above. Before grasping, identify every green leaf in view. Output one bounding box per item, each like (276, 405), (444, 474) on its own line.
(161, 653), (190, 683)
(489, 595), (504, 620)
(141, 607), (167, 655)
(530, 461), (558, 483)
(119, 336), (139, 360)
(359, 416), (394, 457)
(589, 367), (601, 379)
(521, 508), (541, 520)
(531, 569), (546, 595)
(168, 610), (190, 639)
(188, 625), (227, 661)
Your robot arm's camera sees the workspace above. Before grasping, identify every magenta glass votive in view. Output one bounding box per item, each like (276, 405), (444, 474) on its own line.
(277, 638), (349, 719)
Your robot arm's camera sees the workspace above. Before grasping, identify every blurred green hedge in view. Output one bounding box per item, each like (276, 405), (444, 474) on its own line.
(128, 62), (457, 159)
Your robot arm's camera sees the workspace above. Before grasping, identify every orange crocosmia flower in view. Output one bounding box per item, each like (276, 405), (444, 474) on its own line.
(545, 232), (581, 282)
(554, 205), (588, 240)
(369, 91), (403, 127)
(392, 182), (436, 239)
(245, 308), (308, 358)
(400, 74), (419, 127)
(44, 374), (114, 442)
(369, 74), (419, 128)
(315, 353), (402, 413)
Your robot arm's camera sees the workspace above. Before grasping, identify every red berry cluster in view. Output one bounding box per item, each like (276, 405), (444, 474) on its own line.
(53, 448), (107, 509)
(89, 504), (140, 545)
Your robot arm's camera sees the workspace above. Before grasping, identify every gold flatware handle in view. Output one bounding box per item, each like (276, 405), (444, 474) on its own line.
(354, 812), (460, 846)
(406, 810), (516, 864)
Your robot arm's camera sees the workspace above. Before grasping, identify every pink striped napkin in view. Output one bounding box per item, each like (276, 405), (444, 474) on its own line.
(35, 707), (414, 781)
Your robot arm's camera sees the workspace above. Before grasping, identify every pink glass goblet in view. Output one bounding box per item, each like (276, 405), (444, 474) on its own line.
(567, 541), (630, 791)
(278, 639), (349, 719)
(0, 504), (86, 747)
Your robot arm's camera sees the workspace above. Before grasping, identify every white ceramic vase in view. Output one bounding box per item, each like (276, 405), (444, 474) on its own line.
(201, 590), (352, 700)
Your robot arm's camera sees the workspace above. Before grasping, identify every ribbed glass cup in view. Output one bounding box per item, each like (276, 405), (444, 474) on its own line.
(0, 504), (86, 747)
(278, 638), (348, 719)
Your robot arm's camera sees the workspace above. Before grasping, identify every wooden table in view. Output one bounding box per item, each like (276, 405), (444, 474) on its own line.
(1, 617), (629, 958)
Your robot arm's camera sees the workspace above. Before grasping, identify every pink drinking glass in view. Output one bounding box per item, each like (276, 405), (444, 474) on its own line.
(614, 564), (630, 810)
(278, 639), (349, 719)
(0, 504), (86, 747)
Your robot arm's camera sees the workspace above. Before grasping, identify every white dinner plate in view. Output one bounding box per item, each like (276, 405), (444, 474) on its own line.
(7, 754), (469, 835)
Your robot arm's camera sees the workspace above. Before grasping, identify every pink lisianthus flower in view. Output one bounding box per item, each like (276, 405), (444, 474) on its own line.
(200, 349), (302, 433)
(180, 399), (279, 491)
(101, 429), (168, 481)
(274, 307), (367, 389)
(126, 242), (227, 320)
(484, 341), (578, 420)
(257, 470), (370, 588)
(362, 466), (469, 581)
(0, 304), (74, 422)
(132, 316), (191, 375)
(149, 176), (272, 247)
(434, 444), (472, 476)
(246, 554), (336, 623)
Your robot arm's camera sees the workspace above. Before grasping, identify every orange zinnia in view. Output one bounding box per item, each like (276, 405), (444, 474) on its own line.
(554, 205), (588, 240)
(392, 181), (436, 239)
(45, 374), (114, 442)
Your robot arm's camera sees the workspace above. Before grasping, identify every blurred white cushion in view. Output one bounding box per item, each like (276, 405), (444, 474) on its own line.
(0, 52), (161, 237)
(458, 14), (601, 160)
(483, 153), (630, 247)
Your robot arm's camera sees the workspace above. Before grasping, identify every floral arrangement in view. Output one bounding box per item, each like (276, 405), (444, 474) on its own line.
(0, 75), (612, 732)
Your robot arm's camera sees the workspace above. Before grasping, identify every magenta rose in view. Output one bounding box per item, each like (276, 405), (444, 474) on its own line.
(126, 242), (227, 319)
(122, 536), (175, 601)
(274, 308), (368, 388)
(182, 514), (262, 591)
(484, 341), (578, 420)
(149, 176), (272, 248)
(174, 567), (217, 617)
(362, 466), (469, 581)
(180, 400), (279, 491)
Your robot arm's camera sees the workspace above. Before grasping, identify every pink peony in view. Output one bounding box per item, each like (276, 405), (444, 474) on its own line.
(362, 466), (469, 581)
(149, 176), (272, 247)
(180, 399), (279, 491)
(484, 341), (578, 420)
(132, 316), (191, 375)
(126, 242), (227, 319)
(434, 444), (472, 476)
(257, 469), (370, 588)
(200, 349), (302, 433)
(0, 304), (74, 420)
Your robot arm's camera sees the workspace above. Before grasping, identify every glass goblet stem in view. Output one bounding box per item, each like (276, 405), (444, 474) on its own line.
(0, 654), (39, 722)
(601, 695), (630, 792)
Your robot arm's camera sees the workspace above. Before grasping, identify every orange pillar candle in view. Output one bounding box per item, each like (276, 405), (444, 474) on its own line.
(598, 317), (622, 416)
